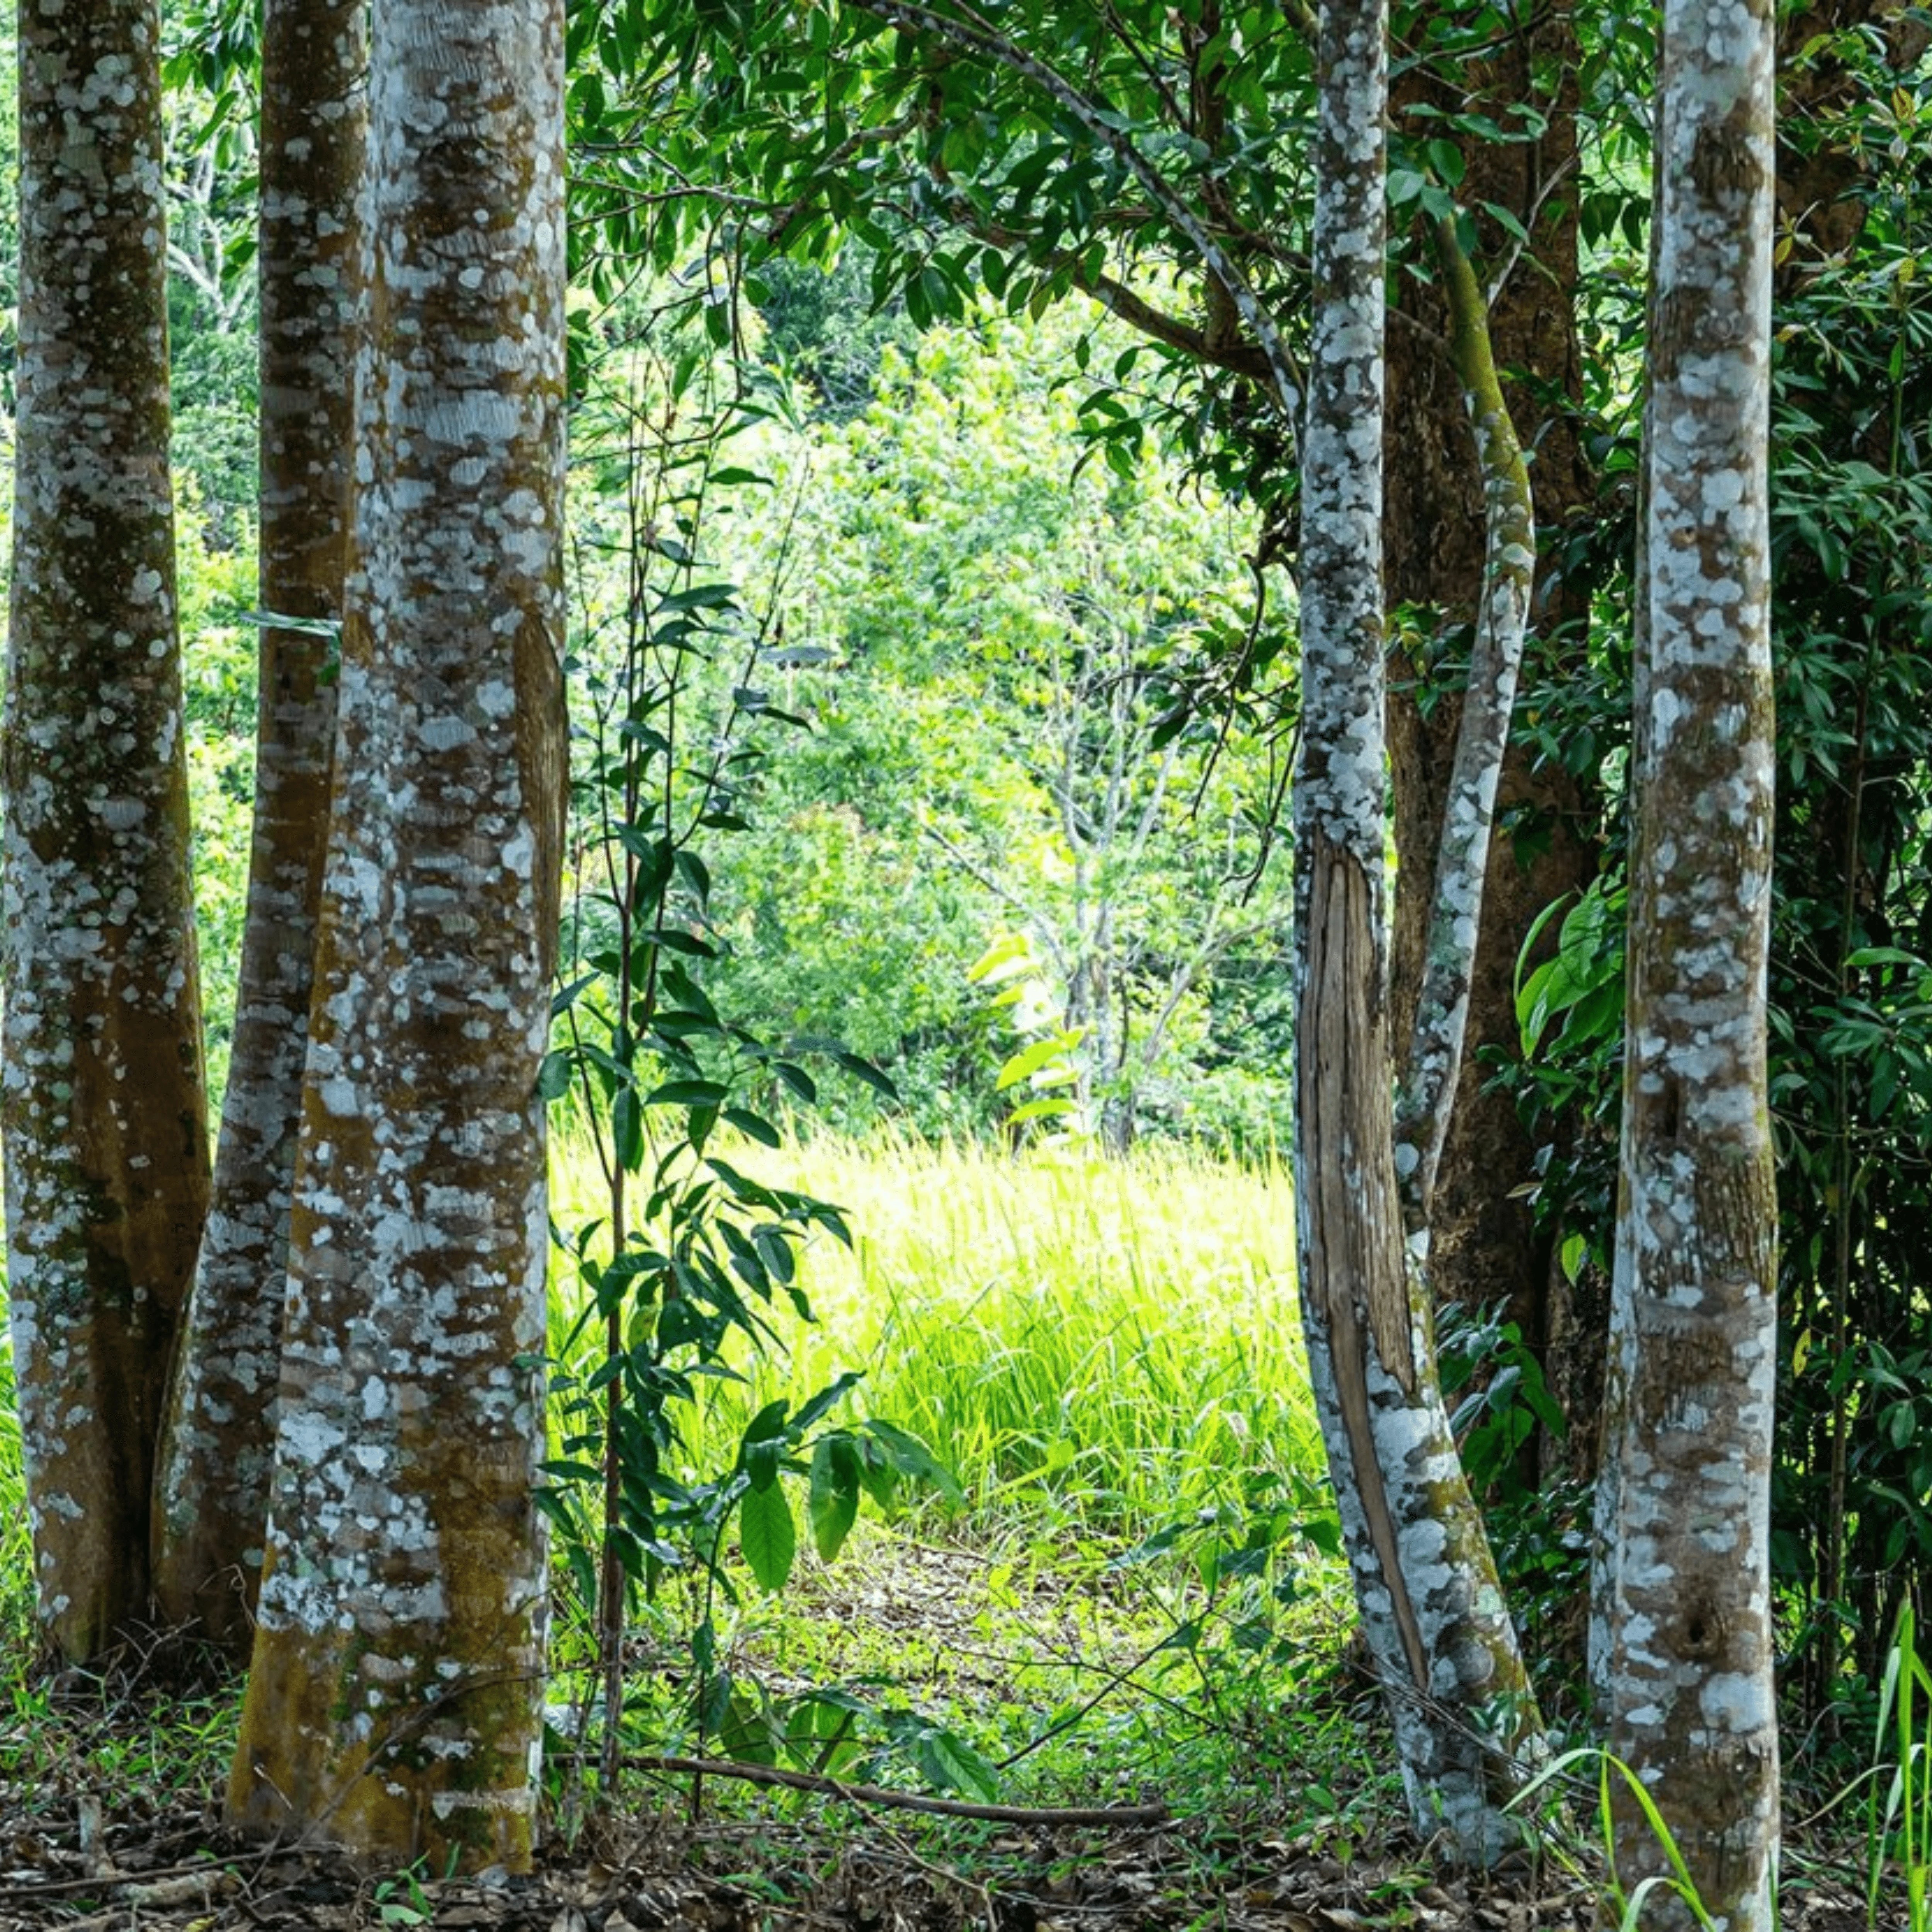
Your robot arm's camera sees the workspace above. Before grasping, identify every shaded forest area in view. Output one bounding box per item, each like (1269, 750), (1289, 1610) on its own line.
(1, 0), (1930, 1927)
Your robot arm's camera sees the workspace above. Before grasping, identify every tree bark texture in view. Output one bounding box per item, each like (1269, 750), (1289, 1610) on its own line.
(226, 0), (567, 1870)
(151, 0), (366, 1655)
(1392, 221), (1537, 1226)
(1293, 0), (1541, 1863)
(1383, 7), (1601, 1468)
(1590, 0), (1779, 1915)
(2, 0), (212, 1664)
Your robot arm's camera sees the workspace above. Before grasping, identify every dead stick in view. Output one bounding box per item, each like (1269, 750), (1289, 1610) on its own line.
(626, 1753), (1167, 1826)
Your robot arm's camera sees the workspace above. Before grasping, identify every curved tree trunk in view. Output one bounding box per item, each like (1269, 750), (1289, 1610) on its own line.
(1384, 5), (1602, 1476)
(151, 0), (366, 1655)
(225, 0), (566, 1869)
(1393, 221), (1537, 1221)
(2, 0), (211, 1665)
(1590, 0), (1780, 1913)
(1293, 0), (1541, 1862)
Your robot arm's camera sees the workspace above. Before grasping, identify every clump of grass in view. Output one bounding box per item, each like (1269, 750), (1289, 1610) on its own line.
(547, 1127), (1320, 1545)
(0, 1332), (31, 1650)
(1872, 1603), (1932, 1928)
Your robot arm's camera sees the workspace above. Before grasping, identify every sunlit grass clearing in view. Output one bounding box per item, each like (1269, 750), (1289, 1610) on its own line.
(547, 1128), (1321, 1541)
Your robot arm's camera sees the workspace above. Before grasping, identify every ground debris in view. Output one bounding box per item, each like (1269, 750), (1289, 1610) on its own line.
(0, 1784), (1910, 1932)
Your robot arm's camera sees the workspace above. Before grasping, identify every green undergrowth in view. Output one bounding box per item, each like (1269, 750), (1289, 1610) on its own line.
(0, 1131), (1367, 1840)
(536, 1127), (1356, 1823)
(545, 1126), (1322, 1544)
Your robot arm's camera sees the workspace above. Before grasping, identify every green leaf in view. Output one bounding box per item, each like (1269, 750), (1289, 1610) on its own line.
(1425, 138), (1466, 187)
(809, 1435), (862, 1562)
(997, 1032), (1075, 1092)
(865, 1419), (964, 1505)
(831, 1049), (898, 1098)
(773, 1061), (818, 1104)
(612, 1085), (644, 1171)
(1007, 1095), (1075, 1125)
(724, 1105), (783, 1148)
(742, 1397), (792, 1449)
(740, 1480), (797, 1592)
(912, 1725), (1000, 1802)
(647, 1078), (730, 1107)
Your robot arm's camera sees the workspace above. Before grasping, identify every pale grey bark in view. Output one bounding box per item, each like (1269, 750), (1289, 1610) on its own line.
(1393, 223), (1536, 1223)
(226, 0), (566, 1869)
(2, 0), (211, 1663)
(1589, 0), (1780, 1916)
(1292, 0), (1541, 1862)
(152, 0), (366, 1654)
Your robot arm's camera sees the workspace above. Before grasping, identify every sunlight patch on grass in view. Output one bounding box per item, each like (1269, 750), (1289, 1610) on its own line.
(547, 1128), (1319, 1541)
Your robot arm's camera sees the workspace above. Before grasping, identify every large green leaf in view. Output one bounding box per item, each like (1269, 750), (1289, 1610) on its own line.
(740, 1479), (797, 1592)
(808, 1435), (862, 1562)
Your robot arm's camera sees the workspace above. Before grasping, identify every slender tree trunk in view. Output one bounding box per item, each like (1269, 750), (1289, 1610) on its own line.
(1392, 221), (1537, 1218)
(2, 0), (211, 1665)
(1590, 0), (1779, 1913)
(1293, 0), (1541, 1863)
(151, 0), (366, 1655)
(1383, 5), (1601, 1478)
(226, 0), (566, 1869)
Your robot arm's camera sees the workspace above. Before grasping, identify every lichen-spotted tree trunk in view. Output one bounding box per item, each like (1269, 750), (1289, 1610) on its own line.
(1293, 0), (1541, 1862)
(1390, 220), (1537, 1219)
(151, 0), (365, 1655)
(1383, 3), (1601, 1476)
(225, 0), (566, 1868)
(2, 0), (212, 1664)
(1589, 0), (1779, 1915)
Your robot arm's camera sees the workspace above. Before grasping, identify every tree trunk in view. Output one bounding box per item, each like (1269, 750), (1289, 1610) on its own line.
(151, 0), (366, 1656)
(1294, 0), (1541, 1861)
(225, 0), (567, 1869)
(1590, 0), (1779, 1913)
(2, 0), (211, 1665)
(1384, 5), (1601, 1474)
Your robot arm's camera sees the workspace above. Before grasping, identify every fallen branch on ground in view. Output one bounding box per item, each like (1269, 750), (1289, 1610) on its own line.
(627, 1753), (1168, 1826)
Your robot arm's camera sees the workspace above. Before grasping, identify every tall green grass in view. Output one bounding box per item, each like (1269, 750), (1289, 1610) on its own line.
(547, 1129), (1321, 1542)
(0, 1130), (1318, 1614)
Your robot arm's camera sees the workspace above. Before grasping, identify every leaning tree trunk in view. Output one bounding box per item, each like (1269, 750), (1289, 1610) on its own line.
(1589, 0), (1779, 1915)
(1293, 0), (1541, 1864)
(151, 0), (365, 1655)
(225, 0), (566, 1870)
(1384, 1), (1602, 1479)
(2, 0), (211, 1665)
(1391, 220), (1537, 1218)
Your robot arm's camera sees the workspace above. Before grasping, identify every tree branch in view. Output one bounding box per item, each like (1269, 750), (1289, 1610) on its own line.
(844, 0), (1305, 420)
(627, 1753), (1168, 1825)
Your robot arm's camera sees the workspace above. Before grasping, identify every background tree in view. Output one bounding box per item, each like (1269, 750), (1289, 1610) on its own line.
(697, 313), (1292, 1148)
(225, 0), (566, 1866)
(152, 0), (365, 1654)
(1589, 0), (1779, 1910)
(2, 0), (211, 1663)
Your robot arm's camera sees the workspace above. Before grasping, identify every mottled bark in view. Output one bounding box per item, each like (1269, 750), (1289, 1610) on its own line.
(226, 0), (566, 1870)
(1590, 0), (1780, 1916)
(151, 0), (366, 1655)
(1383, 7), (1599, 1466)
(1393, 221), (1536, 1224)
(1293, 0), (1540, 1862)
(2, 0), (212, 1663)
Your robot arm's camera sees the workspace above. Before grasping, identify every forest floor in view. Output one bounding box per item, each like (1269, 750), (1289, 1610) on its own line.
(0, 1539), (1896, 1932)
